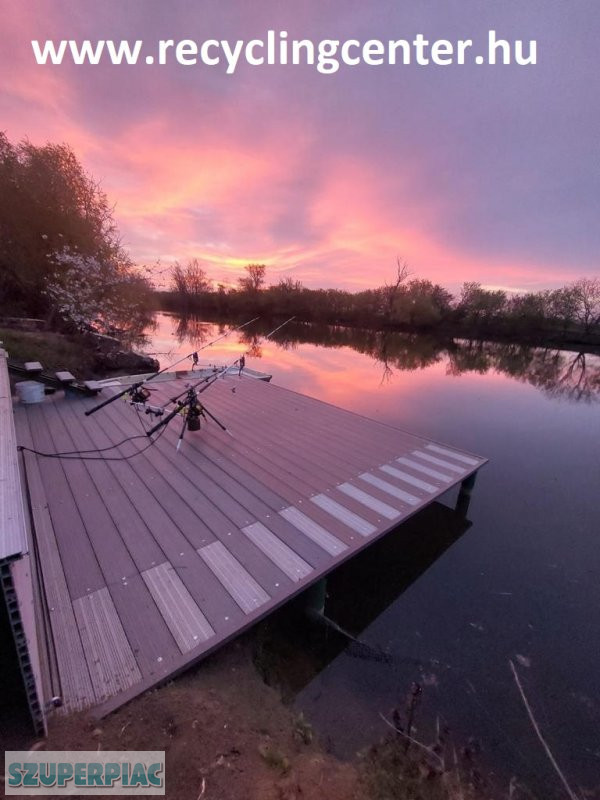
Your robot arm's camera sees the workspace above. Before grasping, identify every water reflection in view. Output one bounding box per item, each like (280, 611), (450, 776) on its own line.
(147, 312), (600, 794)
(153, 313), (600, 404)
(254, 501), (472, 701)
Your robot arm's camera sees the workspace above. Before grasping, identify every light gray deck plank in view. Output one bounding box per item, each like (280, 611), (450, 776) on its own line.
(425, 443), (479, 466)
(142, 562), (215, 652)
(379, 464), (437, 493)
(279, 507), (348, 556)
(412, 450), (466, 474)
(73, 588), (142, 701)
(199, 541), (270, 613)
(242, 522), (313, 582)
(337, 482), (402, 520)
(396, 456), (453, 483)
(359, 472), (420, 506)
(310, 494), (377, 537)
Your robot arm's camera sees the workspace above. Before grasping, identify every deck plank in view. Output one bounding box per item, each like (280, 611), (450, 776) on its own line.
(13, 408), (96, 710)
(0, 350), (29, 560)
(11, 373), (486, 715)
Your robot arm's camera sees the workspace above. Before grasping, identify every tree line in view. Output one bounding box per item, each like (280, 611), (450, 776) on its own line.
(1, 131), (598, 349)
(160, 259), (600, 346)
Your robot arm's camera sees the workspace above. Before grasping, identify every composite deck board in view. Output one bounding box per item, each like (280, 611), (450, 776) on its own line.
(139, 427), (333, 570)
(310, 494), (377, 537)
(60, 407), (251, 631)
(152, 385), (397, 548)
(425, 444), (479, 466)
(242, 522), (313, 582)
(141, 562), (215, 653)
(396, 456), (454, 483)
(211, 383), (396, 484)
(73, 588), (142, 701)
(199, 541), (270, 614)
(223, 390), (452, 500)
(146, 383), (324, 504)
(39, 402), (141, 587)
(227, 379), (426, 459)
(359, 472), (421, 506)
(278, 507), (348, 557)
(336, 482), (403, 521)
(0, 350), (28, 560)
(99, 401), (218, 549)
(57, 400), (166, 570)
(13, 409), (96, 710)
(12, 373), (486, 714)
(41, 402), (179, 673)
(65, 400), (218, 558)
(25, 407), (105, 599)
(156, 381), (457, 507)
(104, 402), (296, 594)
(107, 574), (180, 679)
(412, 450), (466, 474)
(242, 380), (482, 474)
(202, 388), (352, 491)
(104, 401), (330, 573)
(342, 475), (420, 513)
(378, 464), (438, 494)
(209, 388), (423, 524)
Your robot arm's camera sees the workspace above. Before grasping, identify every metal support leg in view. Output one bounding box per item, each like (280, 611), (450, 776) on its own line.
(456, 471), (478, 517)
(303, 578), (327, 617)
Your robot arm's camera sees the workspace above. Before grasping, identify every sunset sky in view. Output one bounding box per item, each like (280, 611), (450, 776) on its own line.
(1, 0), (598, 293)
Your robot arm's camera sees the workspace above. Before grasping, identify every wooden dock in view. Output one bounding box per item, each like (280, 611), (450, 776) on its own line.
(6, 365), (487, 719)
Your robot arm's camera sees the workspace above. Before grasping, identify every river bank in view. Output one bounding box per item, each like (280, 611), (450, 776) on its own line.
(0, 324), (158, 378)
(2, 631), (506, 800)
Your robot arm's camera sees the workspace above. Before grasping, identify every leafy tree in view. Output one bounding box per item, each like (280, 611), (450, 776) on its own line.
(457, 282), (507, 326)
(44, 247), (152, 341)
(0, 132), (122, 316)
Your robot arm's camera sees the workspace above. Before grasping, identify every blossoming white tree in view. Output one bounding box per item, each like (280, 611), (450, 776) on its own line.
(44, 248), (152, 340)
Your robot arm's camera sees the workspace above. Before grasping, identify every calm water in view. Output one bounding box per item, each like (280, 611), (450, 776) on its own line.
(146, 313), (600, 796)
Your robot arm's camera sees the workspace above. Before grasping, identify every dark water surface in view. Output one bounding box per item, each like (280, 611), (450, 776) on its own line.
(146, 313), (600, 796)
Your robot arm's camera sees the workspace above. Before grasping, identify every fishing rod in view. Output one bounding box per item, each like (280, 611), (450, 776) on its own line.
(84, 316), (259, 417)
(145, 316), (296, 439)
(154, 315), (297, 413)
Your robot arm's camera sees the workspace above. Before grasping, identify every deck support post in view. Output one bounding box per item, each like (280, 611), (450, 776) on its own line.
(303, 578), (327, 617)
(456, 471), (478, 517)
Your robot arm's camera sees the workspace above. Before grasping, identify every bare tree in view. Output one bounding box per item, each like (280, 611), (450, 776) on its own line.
(571, 277), (600, 334)
(170, 259), (211, 299)
(381, 257), (411, 321)
(238, 263), (266, 293)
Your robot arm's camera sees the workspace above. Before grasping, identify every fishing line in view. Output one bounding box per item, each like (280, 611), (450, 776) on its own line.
(84, 315), (260, 417)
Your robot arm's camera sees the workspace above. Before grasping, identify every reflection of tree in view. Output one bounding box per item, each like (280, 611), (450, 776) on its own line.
(541, 352), (600, 402)
(238, 332), (262, 359)
(173, 315), (214, 347)
(448, 340), (600, 404)
(166, 312), (600, 403)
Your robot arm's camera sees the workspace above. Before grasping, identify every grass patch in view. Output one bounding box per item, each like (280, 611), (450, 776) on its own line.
(0, 327), (96, 377)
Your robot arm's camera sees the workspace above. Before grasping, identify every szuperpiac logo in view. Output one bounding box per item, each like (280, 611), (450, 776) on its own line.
(5, 751), (165, 795)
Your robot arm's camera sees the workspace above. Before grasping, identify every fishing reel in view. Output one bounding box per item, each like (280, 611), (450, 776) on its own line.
(129, 385), (152, 404)
(186, 400), (203, 431)
(128, 384), (164, 417)
(178, 387), (204, 432)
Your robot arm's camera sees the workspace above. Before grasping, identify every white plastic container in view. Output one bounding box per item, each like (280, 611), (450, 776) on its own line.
(15, 380), (45, 404)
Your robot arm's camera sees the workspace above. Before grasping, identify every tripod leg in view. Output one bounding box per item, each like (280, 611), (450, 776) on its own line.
(176, 412), (187, 451)
(201, 404), (230, 434)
